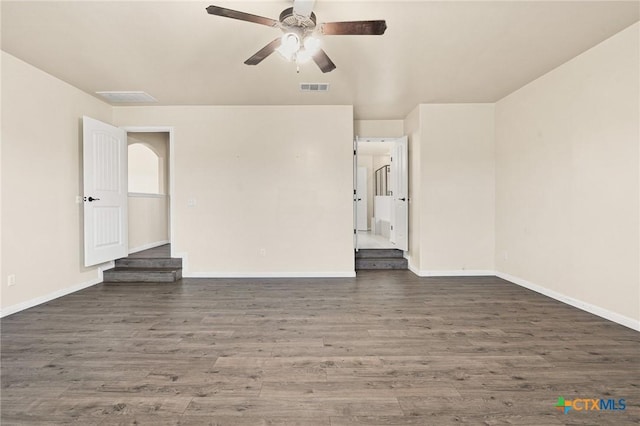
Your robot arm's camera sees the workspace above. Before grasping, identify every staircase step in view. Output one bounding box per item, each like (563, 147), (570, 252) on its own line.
(356, 257), (408, 270)
(115, 257), (182, 269)
(103, 267), (182, 283)
(355, 249), (404, 259)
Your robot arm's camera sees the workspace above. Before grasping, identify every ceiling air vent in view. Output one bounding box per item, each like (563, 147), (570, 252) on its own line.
(300, 83), (330, 92)
(96, 91), (158, 103)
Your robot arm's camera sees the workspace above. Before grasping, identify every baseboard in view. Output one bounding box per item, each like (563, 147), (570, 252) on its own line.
(185, 271), (356, 278)
(410, 267), (496, 277)
(179, 250), (355, 278)
(0, 264), (112, 318)
(128, 240), (170, 254)
(496, 271), (640, 332)
(407, 261), (420, 276)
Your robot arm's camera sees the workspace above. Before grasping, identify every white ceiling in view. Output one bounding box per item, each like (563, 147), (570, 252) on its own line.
(2, 1), (638, 119)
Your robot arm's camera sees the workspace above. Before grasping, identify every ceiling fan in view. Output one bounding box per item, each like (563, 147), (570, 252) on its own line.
(206, 0), (387, 73)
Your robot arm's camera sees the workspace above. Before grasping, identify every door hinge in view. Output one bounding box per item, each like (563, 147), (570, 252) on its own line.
(354, 189), (357, 195)
(354, 229), (357, 234)
(391, 225), (394, 230)
(353, 149), (356, 156)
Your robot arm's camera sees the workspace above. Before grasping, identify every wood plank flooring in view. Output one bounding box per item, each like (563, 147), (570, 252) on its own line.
(128, 244), (171, 258)
(1, 272), (639, 425)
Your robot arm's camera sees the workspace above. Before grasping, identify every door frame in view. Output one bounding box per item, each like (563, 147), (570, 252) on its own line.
(354, 136), (408, 252)
(121, 126), (175, 257)
(356, 166), (368, 231)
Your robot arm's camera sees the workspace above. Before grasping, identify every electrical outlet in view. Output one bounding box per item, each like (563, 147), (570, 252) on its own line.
(187, 198), (197, 207)
(7, 274), (16, 287)
(75, 195), (83, 204)
(259, 248), (267, 257)
(503, 251), (509, 261)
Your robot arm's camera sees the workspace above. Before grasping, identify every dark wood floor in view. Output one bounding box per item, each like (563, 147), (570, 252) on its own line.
(128, 244), (171, 258)
(1, 272), (639, 425)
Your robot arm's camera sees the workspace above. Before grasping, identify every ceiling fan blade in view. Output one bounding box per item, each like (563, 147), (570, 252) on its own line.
(293, 0), (315, 18)
(244, 38), (282, 66)
(312, 49), (336, 73)
(320, 20), (387, 35)
(206, 5), (279, 28)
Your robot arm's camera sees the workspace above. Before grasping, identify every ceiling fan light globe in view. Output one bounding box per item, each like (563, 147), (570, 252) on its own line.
(296, 49), (313, 64)
(276, 46), (294, 61)
(303, 36), (321, 54)
(281, 33), (300, 51)
(276, 32), (301, 61)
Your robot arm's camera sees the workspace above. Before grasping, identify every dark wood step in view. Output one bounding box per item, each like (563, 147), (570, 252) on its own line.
(355, 249), (404, 259)
(115, 257), (182, 269)
(103, 267), (182, 283)
(356, 257), (408, 270)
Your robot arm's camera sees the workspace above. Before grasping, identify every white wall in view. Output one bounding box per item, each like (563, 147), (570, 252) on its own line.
(128, 195), (169, 252)
(113, 105), (354, 277)
(403, 104), (495, 275)
(417, 104), (496, 275)
(495, 22), (639, 328)
(1, 52), (113, 314)
(128, 132), (169, 194)
(355, 120), (404, 138)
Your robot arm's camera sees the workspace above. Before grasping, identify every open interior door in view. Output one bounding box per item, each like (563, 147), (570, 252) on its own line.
(83, 116), (128, 266)
(356, 167), (368, 231)
(389, 136), (408, 251)
(353, 137), (359, 250)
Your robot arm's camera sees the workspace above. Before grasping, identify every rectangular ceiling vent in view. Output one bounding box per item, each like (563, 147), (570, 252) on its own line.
(96, 91), (158, 103)
(300, 83), (329, 93)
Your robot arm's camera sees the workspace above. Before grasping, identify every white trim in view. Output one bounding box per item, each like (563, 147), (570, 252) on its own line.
(174, 251), (189, 272)
(121, 126), (174, 133)
(356, 136), (401, 143)
(128, 240), (170, 255)
(411, 268), (496, 277)
(168, 130), (175, 257)
(128, 192), (166, 198)
(179, 251), (354, 278)
(185, 271), (356, 278)
(497, 272), (640, 332)
(0, 264), (112, 318)
(407, 261), (421, 276)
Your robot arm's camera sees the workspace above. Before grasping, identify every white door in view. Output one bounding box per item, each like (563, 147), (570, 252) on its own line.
(389, 136), (408, 251)
(83, 116), (128, 266)
(353, 137), (358, 249)
(356, 167), (368, 230)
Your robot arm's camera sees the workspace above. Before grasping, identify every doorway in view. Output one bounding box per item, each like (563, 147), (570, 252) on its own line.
(124, 128), (174, 255)
(82, 118), (175, 266)
(354, 136), (408, 251)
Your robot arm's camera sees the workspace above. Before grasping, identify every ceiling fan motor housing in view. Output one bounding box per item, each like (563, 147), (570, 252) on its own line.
(279, 7), (317, 32)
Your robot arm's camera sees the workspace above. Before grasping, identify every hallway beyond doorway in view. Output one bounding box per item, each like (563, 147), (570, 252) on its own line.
(357, 230), (396, 249)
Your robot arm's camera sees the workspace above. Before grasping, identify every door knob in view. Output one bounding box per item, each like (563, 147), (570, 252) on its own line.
(85, 196), (101, 202)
